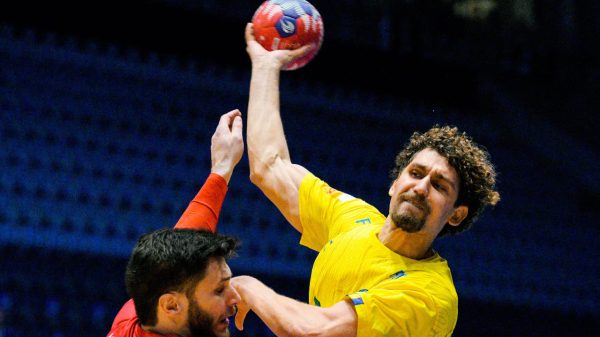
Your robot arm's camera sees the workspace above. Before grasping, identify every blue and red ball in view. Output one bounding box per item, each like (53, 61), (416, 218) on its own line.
(252, 0), (324, 70)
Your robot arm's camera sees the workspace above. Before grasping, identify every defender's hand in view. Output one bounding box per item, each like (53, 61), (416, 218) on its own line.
(211, 109), (244, 183)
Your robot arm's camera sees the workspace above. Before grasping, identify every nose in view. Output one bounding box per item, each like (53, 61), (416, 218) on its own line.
(412, 175), (430, 197)
(229, 286), (241, 306)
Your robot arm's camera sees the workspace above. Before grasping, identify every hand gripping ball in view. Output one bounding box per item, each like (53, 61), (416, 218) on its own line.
(252, 0), (324, 70)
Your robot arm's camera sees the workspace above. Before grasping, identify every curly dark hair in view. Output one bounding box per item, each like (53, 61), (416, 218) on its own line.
(125, 228), (238, 326)
(390, 125), (500, 237)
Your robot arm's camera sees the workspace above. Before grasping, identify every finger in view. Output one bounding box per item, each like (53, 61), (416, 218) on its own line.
(234, 308), (248, 331)
(223, 109), (242, 120)
(245, 22), (256, 43)
(290, 43), (315, 58)
(218, 109), (241, 130)
(231, 115), (243, 134)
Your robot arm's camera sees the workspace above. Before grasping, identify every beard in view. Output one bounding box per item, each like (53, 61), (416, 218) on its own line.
(391, 191), (431, 233)
(187, 297), (227, 337)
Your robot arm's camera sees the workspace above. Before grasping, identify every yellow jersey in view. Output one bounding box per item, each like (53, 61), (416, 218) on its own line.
(299, 173), (458, 337)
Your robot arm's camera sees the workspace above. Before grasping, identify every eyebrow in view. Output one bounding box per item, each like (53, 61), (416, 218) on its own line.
(213, 275), (232, 291)
(216, 275), (232, 286)
(411, 164), (457, 190)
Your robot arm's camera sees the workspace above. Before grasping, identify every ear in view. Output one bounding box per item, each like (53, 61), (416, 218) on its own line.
(448, 205), (468, 226)
(158, 292), (184, 316)
(388, 180), (397, 197)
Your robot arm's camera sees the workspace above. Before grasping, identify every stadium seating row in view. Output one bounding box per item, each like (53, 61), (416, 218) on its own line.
(0, 21), (598, 337)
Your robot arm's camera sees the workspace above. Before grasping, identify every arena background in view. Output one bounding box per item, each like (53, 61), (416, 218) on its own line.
(0, 0), (598, 336)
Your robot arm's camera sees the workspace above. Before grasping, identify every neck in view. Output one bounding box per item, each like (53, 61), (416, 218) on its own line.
(378, 218), (435, 260)
(142, 322), (180, 337)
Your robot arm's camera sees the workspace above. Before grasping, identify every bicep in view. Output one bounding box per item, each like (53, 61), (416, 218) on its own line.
(251, 159), (310, 233)
(280, 298), (358, 337)
(317, 299), (358, 337)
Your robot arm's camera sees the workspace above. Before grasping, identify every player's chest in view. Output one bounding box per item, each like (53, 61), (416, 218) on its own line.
(310, 234), (409, 297)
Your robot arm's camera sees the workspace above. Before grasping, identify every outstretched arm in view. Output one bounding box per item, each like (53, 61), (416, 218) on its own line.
(111, 111), (243, 334)
(232, 276), (357, 337)
(245, 23), (314, 233)
(175, 109), (244, 231)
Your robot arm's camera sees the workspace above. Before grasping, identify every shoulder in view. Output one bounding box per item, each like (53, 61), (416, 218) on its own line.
(301, 173), (385, 218)
(108, 299), (140, 337)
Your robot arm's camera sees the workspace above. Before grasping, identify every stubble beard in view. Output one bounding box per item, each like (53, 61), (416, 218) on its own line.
(187, 297), (226, 337)
(391, 191), (431, 233)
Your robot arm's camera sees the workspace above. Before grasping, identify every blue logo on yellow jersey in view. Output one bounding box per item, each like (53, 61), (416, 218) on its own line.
(390, 270), (406, 279)
(348, 289), (368, 306)
(351, 296), (364, 305)
(356, 218), (371, 224)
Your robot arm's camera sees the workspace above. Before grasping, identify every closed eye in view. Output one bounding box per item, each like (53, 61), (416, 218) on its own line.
(433, 182), (447, 192)
(410, 170), (423, 179)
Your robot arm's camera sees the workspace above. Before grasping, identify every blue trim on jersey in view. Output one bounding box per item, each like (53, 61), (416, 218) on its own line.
(390, 270), (406, 279)
(351, 296), (364, 306)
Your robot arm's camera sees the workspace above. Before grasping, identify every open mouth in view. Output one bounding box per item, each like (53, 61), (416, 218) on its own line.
(215, 317), (230, 332)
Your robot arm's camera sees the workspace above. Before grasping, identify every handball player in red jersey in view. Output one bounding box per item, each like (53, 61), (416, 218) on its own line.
(107, 109), (244, 337)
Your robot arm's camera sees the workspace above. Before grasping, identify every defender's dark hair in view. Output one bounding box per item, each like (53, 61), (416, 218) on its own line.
(125, 228), (238, 325)
(391, 125), (500, 236)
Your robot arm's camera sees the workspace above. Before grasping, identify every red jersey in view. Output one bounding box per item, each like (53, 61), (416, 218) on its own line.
(107, 173), (228, 337)
(108, 299), (176, 337)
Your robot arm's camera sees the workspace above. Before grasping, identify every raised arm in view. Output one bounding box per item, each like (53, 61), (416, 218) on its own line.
(232, 275), (357, 337)
(175, 109), (244, 231)
(245, 23), (314, 233)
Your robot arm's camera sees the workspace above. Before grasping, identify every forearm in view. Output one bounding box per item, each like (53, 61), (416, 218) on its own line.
(174, 173), (228, 232)
(210, 161), (235, 185)
(233, 276), (356, 337)
(247, 64), (292, 176)
(246, 64), (305, 229)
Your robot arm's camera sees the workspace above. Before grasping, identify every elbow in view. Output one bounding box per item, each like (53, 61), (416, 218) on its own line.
(248, 159), (268, 187)
(248, 150), (277, 187)
(249, 168), (264, 187)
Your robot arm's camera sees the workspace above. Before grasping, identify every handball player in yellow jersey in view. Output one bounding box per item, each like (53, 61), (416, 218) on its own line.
(231, 23), (500, 337)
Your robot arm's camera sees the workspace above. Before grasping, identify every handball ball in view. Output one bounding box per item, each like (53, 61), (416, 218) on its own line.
(252, 0), (324, 70)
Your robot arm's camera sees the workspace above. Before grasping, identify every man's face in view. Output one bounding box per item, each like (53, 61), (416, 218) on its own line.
(388, 148), (467, 236)
(185, 258), (239, 337)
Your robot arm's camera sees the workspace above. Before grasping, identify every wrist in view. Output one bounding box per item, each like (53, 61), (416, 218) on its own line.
(252, 60), (284, 72)
(211, 162), (234, 184)
(232, 276), (259, 296)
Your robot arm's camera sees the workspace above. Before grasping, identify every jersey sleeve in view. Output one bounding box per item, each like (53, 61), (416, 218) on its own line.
(107, 299), (138, 337)
(346, 277), (458, 337)
(298, 173), (385, 251)
(107, 299), (173, 337)
(174, 173), (228, 232)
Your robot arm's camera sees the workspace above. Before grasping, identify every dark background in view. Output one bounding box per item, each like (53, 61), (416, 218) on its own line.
(0, 0), (598, 336)
(1, 0), (597, 146)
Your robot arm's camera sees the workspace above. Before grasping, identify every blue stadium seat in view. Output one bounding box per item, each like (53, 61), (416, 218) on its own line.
(0, 20), (598, 337)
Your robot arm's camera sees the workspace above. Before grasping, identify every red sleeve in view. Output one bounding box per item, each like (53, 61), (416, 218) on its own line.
(174, 173), (228, 233)
(107, 299), (138, 336)
(108, 299), (170, 337)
